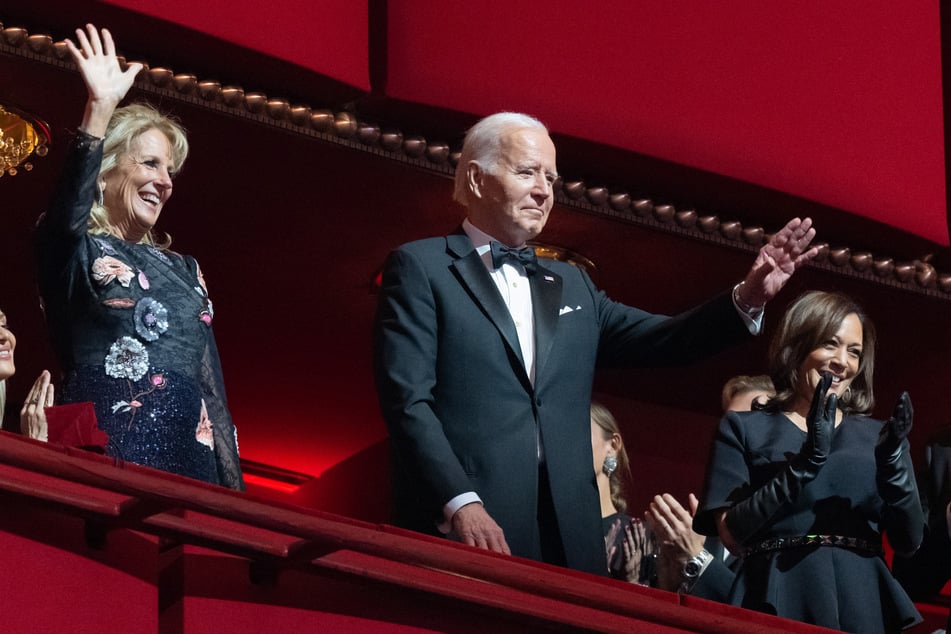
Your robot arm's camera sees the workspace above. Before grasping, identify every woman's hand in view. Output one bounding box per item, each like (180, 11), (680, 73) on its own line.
(65, 24), (143, 136)
(621, 519), (655, 585)
(20, 370), (53, 442)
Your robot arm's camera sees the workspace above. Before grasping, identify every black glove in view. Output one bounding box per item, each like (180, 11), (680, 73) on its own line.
(725, 373), (837, 546)
(876, 391), (913, 463)
(876, 391), (924, 555)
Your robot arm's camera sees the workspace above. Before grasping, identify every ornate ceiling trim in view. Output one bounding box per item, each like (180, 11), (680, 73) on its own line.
(2, 22), (949, 300)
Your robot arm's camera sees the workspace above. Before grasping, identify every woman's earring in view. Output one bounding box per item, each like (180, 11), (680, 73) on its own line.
(602, 454), (618, 477)
(96, 181), (105, 207)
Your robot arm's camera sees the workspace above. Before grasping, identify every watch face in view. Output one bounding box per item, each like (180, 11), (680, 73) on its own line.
(684, 561), (701, 577)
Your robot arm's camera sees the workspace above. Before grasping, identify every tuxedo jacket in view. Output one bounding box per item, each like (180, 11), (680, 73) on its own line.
(373, 231), (751, 575)
(691, 536), (738, 603)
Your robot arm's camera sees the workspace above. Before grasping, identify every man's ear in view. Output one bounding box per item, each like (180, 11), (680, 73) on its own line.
(466, 161), (484, 200)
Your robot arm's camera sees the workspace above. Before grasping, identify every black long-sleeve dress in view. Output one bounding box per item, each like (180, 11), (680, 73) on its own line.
(34, 130), (244, 490)
(696, 410), (921, 633)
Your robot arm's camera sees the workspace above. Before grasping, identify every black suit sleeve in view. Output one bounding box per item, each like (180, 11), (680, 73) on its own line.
(585, 269), (751, 369)
(689, 537), (736, 604)
(373, 247), (473, 522)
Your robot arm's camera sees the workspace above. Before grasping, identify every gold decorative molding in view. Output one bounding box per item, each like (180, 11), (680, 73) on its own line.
(2, 19), (948, 299)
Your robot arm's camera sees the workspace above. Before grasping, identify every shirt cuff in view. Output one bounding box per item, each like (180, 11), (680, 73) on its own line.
(732, 283), (764, 335)
(945, 501), (950, 540)
(438, 492), (483, 534)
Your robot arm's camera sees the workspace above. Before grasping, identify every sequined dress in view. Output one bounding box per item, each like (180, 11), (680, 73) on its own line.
(35, 131), (244, 489)
(696, 410), (920, 633)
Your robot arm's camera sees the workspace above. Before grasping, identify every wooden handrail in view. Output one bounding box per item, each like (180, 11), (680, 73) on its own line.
(0, 431), (830, 633)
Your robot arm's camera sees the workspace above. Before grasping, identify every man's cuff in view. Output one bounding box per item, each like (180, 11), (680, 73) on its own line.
(438, 492), (482, 535)
(732, 283), (764, 335)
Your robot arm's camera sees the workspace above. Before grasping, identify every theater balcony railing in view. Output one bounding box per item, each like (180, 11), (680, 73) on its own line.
(0, 430), (837, 633)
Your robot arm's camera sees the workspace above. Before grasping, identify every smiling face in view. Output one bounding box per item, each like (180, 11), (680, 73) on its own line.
(0, 309), (16, 381)
(101, 128), (175, 242)
(795, 312), (863, 408)
(466, 126), (557, 246)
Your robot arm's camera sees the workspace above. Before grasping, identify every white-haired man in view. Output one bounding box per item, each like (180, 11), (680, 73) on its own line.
(374, 111), (817, 574)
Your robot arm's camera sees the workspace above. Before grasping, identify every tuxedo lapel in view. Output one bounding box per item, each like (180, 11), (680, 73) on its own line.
(447, 234), (526, 372)
(530, 263), (562, 383)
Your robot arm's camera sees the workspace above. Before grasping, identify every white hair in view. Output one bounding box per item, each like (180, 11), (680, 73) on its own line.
(452, 112), (548, 207)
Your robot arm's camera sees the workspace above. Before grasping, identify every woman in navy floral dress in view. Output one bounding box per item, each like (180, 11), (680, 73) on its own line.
(35, 24), (243, 489)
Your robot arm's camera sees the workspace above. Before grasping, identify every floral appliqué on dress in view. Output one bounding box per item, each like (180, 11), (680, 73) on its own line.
(134, 298), (169, 342)
(104, 337), (169, 429)
(91, 242), (149, 293)
(105, 336), (149, 380)
(92, 255), (135, 287)
(195, 399), (215, 450)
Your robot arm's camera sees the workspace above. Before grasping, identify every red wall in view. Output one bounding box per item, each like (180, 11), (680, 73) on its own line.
(87, 1), (947, 244)
(385, 1), (947, 245)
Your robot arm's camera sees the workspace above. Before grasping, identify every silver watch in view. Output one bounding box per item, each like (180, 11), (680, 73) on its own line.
(679, 548), (714, 593)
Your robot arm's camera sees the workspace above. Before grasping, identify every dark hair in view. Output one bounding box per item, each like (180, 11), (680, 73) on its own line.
(765, 291), (875, 415)
(590, 401), (631, 513)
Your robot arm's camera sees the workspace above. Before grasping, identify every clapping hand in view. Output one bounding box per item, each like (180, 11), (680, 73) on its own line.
(20, 370), (53, 442)
(645, 493), (707, 592)
(877, 391), (913, 460)
(801, 371), (836, 470)
(621, 519), (656, 585)
(873, 391), (923, 555)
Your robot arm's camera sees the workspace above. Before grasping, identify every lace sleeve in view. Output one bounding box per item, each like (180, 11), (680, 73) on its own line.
(201, 330), (245, 490)
(35, 131), (104, 293)
(189, 256), (245, 491)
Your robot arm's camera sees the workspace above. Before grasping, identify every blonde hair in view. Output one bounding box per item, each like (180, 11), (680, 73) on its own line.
(90, 103), (189, 248)
(590, 401), (631, 513)
(0, 380), (6, 428)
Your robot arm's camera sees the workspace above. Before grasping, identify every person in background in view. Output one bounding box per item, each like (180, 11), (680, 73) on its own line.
(721, 374), (774, 412)
(591, 402), (656, 584)
(0, 306), (53, 441)
(645, 375), (775, 600)
(373, 108), (818, 574)
(893, 426), (951, 633)
(34, 25), (243, 488)
(695, 291), (923, 632)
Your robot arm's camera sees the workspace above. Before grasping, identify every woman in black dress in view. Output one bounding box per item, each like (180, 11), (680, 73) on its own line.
(35, 24), (243, 489)
(695, 291), (923, 632)
(591, 402), (656, 584)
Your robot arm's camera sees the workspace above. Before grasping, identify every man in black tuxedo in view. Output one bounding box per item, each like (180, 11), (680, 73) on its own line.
(894, 427), (951, 630)
(373, 112), (818, 575)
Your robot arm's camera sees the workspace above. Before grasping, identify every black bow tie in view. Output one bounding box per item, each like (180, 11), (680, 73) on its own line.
(490, 241), (538, 274)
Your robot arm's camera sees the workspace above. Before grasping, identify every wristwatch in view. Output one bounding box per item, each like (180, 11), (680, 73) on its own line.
(733, 282), (765, 317)
(679, 548), (714, 594)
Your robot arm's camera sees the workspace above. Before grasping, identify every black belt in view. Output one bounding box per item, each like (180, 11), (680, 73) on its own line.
(745, 534), (882, 557)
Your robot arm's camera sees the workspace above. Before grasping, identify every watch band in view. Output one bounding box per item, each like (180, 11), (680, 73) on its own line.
(733, 282), (765, 317)
(678, 548), (714, 594)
